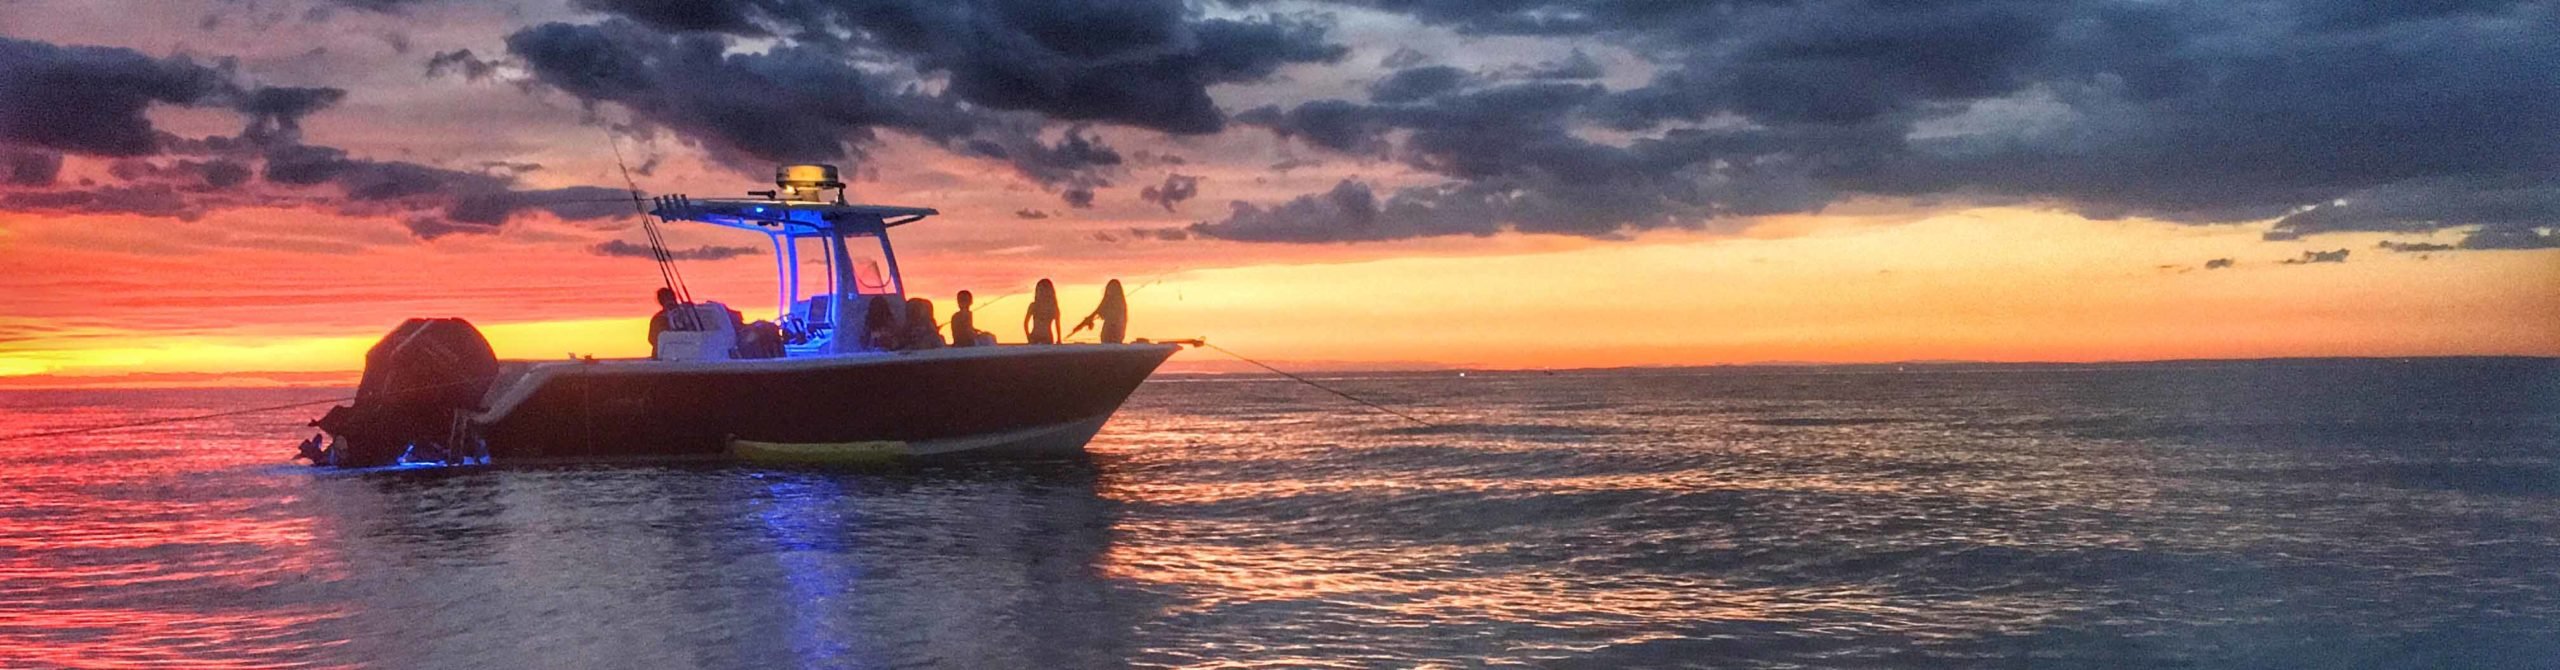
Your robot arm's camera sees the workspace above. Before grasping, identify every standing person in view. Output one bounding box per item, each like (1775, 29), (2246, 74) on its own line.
(949, 290), (978, 347)
(903, 297), (944, 349)
(1023, 279), (1062, 345)
(1073, 279), (1130, 344)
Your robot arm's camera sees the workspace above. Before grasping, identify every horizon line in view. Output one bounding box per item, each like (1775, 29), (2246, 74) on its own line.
(0, 354), (2549, 390)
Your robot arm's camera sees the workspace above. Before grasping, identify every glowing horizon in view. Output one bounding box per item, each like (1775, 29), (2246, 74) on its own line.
(4, 204), (2551, 388)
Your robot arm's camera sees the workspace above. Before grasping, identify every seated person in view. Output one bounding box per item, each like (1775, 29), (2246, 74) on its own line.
(903, 297), (944, 349)
(948, 290), (978, 347)
(735, 320), (786, 359)
(863, 295), (901, 351)
(649, 287), (746, 359)
(647, 287), (681, 347)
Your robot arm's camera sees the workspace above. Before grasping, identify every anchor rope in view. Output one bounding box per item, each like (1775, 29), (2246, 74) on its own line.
(0, 376), (496, 443)
(0, 395), (355, 443)
(1201, 342), (1436, 428)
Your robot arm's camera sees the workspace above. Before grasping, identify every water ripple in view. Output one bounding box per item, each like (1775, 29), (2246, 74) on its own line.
(0, 360), (2555, 667)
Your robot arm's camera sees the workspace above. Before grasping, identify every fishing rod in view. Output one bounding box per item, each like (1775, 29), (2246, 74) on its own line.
(931, 270), (1173, 332)
(936, 290), (1022, 330)
(1067, 271), (1179, 339)
(607, 132), (691, 307)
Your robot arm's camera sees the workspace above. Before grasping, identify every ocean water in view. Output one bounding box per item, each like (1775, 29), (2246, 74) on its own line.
(1, 358), (2556, 669)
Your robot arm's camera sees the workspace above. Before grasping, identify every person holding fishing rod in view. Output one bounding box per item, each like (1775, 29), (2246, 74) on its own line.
(1070, 278), (1130, 344)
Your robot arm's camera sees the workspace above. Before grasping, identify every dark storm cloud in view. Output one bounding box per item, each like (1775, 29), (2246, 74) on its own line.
(569, 0), (767, 33)
(1368, 66), (1472, 104)
(0, 36), (230, 155)
(590, 238), (763, 261)
(1138, 173), (1200, 212)
(1518, 50), (1603, 80)
(505, 21), (974, 165)
(2377, 240), (2457, 253)
(496, 2), (1346, 203)
(1378, 47), (1431, 69)
(448, 186), (636, 225)
(1220, 83), (1874, 239)
(104, 156), (255, 189)
(2295, 0), (2541, 29)
(2281, 249), (2352, 264)
(505, 19), (1130, 201)
(322, 0), (440, 12)
(1189, 179), (1379, 242)
(2454, 227), (2560, 250)
(2267, 178), (2560, 237)
(0, 35), (637, 242)
(424, 49), (504, 81)
(556, 0), (1347, 135)
(2380, 228), (2560, 252)
(1090, 226), (1195, 242)
(1200, 0), (2560, 243)
(1233, 100), (1396, 156)
(236, 86), (347, 145)
(961, 125), (1125, 202)
(259, 142), (635, 233)
(1588, 2), (2062, 128)
(1, 148), (62, 186)
(0, 184), (199, 220)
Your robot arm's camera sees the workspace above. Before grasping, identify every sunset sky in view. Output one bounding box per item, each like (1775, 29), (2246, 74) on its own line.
(1, 0), (2553, 385)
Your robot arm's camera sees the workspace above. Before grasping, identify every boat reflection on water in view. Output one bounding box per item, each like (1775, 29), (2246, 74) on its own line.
(297, 458), (1148, 668)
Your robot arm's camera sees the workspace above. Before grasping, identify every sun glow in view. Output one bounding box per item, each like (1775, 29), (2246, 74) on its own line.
(3, 208), (2554, 387)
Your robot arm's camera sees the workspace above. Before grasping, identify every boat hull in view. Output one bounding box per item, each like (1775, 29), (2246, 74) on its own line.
(472, 344), (1176, 461)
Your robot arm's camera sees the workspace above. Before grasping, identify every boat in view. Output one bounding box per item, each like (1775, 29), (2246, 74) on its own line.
(303, 164), (1182, 468)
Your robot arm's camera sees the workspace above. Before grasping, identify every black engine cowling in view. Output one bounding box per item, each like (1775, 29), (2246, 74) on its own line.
(310, 318), (498, 467)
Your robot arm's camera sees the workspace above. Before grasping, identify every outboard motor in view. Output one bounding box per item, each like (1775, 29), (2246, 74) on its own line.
(308, 318), (499, 467)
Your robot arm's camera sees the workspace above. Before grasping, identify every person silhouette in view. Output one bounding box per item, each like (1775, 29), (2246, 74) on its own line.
(949, 290), (978, 347)
(903, 297), (944, 349)
(1023, 279), (1062, 345)
(1072, 279), (1129, 344)
(646, 287), (682, 347)
(863, 295), (900, 351)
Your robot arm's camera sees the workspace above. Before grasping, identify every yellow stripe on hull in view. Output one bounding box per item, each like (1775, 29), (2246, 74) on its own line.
(729, 438), (911, 464)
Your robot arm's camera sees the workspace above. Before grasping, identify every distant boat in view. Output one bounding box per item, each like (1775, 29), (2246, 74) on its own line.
(307, 165), (1178, 468)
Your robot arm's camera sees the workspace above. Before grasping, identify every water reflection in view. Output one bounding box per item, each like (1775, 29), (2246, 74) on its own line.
(288, 459), (1137, 668)
(5, 360), (2557, 668)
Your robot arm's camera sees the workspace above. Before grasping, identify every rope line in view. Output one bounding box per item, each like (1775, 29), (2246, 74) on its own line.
(0, 375), (498, 443)
(1202, 342), (1435, 428)
(0, 395), (355, 443)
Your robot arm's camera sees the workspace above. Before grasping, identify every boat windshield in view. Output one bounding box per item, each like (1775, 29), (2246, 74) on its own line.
(842, 233), (899, 296)
(787, 236), (832, 316)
